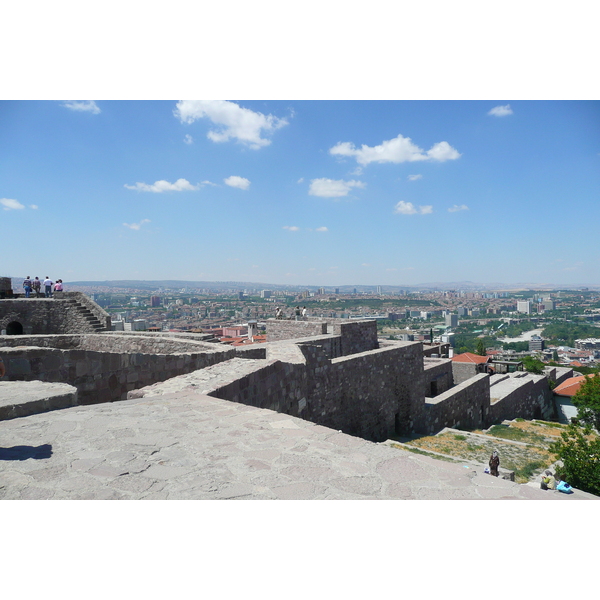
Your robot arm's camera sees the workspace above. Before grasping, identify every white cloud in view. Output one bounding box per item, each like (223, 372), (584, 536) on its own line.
(408, 174), (422, 181)
(224, 176), (250, 190)
(30, 204), (38, 209)
(123, 219), (150, 230)
(386, 268), (397, 272)
(297, 178), (304, 184)
(448, 204), (469, 212)
(1, 198), (25, 210)
(394, 201), (433, 215)
(308, 178), (365, 198)
(184, 134), (193, 144)
(124, 179), (199, 192)
(426, 142), (461, 161)
(62, 100), (101, 114)
(201, 180), (218, 186)
(315, 226), (328, 232)
(488, 104), (513, 117)
(174, 100), (288, 149)
(283, 225), (300, 231)
(329, 134), (461, 166)
(362, 263), (371, 267)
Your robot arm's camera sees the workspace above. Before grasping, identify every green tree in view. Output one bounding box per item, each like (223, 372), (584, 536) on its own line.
(476, 339), (486, 356)
(549, 424), (600, 496)
(522, 356), (545, 374)
(553, 350), (559, 362)
(572, 373), (600, 431)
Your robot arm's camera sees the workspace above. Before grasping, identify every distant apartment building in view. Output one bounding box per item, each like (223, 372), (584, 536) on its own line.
(575, 338), (600, 350)
(469, 308), (480, 317)
(457, 307), (467, 316)
(537, 299), (555, 312)
(445, 313), (458, 328)
(517, 300), (532, 314)
(260, 290), (272, 298)
(529, 335), (545, 352)
(222, 326), (248, 338)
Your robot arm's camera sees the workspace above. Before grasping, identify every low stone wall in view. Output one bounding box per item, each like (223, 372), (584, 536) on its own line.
(423, 358), (454, 397)
(0, 380), (78, 421)
(266, 318), (378, 356)
(0, 344), (236, 404)
(0, 332), (246, 356)
(452, 361), (481, 384)
(132, 339), (425, 441)
(489, 373), (554, 422)
(328, 319), (379, 356)
(266, 319), (327, 342)
(423, 374), (491, 434)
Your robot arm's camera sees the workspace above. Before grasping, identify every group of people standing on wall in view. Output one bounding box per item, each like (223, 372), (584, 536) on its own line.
(275, 306), (308, 320)
(22, 276), (64, 298)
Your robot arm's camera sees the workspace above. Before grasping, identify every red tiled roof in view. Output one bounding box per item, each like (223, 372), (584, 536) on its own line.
(451, 352), (491, 364)
(554, 374), (595, 397)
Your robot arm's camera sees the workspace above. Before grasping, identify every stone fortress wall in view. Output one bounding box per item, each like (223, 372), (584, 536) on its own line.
(0, 290), (574, 440)
(0, 292), (111, 334)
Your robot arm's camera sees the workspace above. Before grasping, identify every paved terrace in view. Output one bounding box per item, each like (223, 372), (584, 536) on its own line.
(1, 390), (597, 500)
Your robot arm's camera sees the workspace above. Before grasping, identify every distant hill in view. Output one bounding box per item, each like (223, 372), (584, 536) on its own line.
(53, 279), (600, 292)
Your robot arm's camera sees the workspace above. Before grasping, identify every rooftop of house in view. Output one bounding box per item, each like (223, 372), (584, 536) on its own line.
(553, 374), (596, 397)
(451, 352), (491, 364)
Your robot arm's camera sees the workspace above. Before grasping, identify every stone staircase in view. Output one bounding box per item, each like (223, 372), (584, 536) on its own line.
(62, 297), (107, 332)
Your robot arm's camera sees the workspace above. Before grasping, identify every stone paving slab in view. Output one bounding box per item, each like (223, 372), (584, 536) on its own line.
(0, 381), (78, 421)
(0, 391), (598, 500)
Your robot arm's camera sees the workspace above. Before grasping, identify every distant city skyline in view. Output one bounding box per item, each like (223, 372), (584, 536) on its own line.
(2, 100), (599, 287)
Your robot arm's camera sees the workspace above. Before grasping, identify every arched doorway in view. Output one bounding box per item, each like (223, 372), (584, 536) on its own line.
(6, 321), (23, 335)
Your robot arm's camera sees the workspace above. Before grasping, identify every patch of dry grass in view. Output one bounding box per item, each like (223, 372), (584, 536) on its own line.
(401, 420), (563, 483)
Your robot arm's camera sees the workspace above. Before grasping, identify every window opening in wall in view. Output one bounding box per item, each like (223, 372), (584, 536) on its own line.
(430, 380), (438, 397)
(6, 321), (23, 335)
(395, 412), (401, 434)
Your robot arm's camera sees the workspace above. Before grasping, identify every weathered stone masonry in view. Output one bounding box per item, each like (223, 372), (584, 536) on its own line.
(0, 294), (564, 441)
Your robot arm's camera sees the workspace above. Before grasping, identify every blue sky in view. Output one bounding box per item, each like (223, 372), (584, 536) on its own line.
(2, 100), (599, 286)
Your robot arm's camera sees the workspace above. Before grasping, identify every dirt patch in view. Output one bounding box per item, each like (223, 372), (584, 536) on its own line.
(395, 419), (568, 483)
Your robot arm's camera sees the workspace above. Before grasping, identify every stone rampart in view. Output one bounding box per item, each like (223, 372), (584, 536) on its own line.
(423, 358), (454, 397)
(303, 341), (424, 440)
(0, 343), (236, 404)
(267, 318), (378, 356)
(328, 319), (379, 355)
(423, 374), (491, 434)
(452, 361), (484, 384)
(0, 293), (110, 335)
(488, 372), (554, 422)
(266, 319), (328, 342)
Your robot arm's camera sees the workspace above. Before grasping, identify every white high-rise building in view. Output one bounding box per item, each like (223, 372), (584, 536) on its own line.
(517, 300), (531, 314)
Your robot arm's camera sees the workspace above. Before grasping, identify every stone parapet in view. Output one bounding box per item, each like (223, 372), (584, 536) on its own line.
(0, 380), (78, 420)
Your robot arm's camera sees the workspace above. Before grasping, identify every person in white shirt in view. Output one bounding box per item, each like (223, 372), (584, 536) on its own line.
(43, 276), (53, 298)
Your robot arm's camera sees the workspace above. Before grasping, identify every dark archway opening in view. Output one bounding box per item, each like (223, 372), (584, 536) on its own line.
(6, 321), (23, 335)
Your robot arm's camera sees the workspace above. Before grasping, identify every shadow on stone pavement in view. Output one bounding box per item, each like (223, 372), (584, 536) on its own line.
(0, 444), (53, 461)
